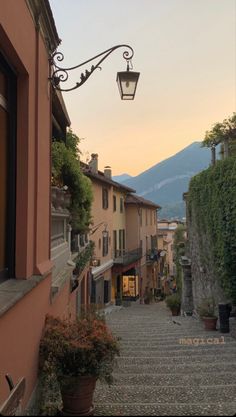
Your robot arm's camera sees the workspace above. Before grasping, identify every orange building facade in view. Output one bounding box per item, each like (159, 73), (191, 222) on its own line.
(0, 0), (81, 411)
(125, 195), (161, 300)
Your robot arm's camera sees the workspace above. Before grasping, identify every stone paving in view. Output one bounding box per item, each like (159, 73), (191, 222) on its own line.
(94, 301), (236, 416)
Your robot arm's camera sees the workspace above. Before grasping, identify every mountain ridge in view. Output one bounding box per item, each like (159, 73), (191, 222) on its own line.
(113, 142), (211, 219)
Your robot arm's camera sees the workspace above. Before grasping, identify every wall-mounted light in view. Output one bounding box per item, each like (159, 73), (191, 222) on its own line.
(49, 44), (140, 100)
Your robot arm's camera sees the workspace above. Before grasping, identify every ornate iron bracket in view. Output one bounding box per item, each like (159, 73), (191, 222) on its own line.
(49, 44), (134, 92)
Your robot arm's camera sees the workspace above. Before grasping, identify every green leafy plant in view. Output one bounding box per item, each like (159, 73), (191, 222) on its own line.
(202, 113), (236, 160)
(188, 156), (236, 303)
(165, 293), (181, 310)
(197, 298), (217, 318)
(39, 313), (120, 385)
(52, 129), (93, 232)
(74, 241), (95, 275)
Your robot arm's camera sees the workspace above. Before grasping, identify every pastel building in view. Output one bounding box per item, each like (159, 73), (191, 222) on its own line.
(81, 155), (134, 306)
(125, 195), (161, 300)
(157, 220), (184, 277)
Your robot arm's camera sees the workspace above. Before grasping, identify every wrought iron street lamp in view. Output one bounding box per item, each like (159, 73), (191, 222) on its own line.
(116, 62), (140, 100)
(49, 44), (140, 100)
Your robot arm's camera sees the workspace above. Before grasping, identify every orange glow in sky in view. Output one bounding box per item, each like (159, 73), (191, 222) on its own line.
(50, 0), (236, 176)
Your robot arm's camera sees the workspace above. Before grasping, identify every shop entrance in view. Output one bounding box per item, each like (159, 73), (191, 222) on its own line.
(122, 268), (139, 301)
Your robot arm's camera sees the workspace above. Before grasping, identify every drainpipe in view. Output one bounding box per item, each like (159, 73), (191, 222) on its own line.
(33, 13), (40, 273)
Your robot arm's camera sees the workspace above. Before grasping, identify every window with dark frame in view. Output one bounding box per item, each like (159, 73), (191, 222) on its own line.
(102, 232), (109, 257)
(113, 195), (117, 212)
(120, 197), (124, 213)
(113, 230), (117, 256)
(119, 230), (122, 254)
(122, 229), (125, 251)
(102, 188), (109, 209)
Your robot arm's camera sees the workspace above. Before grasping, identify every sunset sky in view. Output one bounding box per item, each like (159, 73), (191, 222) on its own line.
(50, 0), (236, 176)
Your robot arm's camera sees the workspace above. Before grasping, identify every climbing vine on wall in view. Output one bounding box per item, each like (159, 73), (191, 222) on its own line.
(188, 157), (236, 303)
(52, 129), (93, 232)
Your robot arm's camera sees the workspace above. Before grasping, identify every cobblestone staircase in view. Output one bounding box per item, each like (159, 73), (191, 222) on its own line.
(94, 302), (236, 416)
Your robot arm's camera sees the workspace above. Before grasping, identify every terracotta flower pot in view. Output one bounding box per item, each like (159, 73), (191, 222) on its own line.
(59, 375), (97, 416)
(203, 317), (218, 331)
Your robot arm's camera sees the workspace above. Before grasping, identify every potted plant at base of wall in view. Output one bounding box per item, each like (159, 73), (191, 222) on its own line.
(165, 294), (181, 316)
(197, 298), (218, 331)
(39, 313), (120, 416)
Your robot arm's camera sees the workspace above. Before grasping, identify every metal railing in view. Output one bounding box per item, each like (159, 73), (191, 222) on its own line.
(113, 247), (142, 266)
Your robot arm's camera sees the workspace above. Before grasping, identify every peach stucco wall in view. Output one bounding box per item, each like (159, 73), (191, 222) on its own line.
(0, 276), (78, 407)
(0, 0), (76, 409)
(0, 0), (52, 279)
(125, 205), (140, 251)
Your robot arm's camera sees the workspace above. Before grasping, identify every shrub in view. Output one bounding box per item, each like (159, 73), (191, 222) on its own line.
(166, 293), (181, 310)
(197, 298), (217, 318)
(39, 314), (120, 385)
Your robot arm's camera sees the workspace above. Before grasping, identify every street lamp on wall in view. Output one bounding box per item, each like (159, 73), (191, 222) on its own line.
(49, 44), (140, 100)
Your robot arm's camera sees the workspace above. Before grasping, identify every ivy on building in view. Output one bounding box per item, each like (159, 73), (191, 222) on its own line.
(188, 157), (236, 303)
(52, 129), (93, 232)
(74, 241), (95, 276)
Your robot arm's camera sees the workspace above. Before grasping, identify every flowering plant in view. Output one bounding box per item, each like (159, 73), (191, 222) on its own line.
(39, 313), (120, 384)
(197, 297), (217, 318)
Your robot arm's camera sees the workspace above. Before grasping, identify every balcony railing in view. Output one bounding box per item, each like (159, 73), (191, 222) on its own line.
(113, 248), (142, 266)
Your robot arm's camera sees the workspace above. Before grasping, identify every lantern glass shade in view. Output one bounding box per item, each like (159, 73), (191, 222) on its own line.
(116, 70), (140, 100)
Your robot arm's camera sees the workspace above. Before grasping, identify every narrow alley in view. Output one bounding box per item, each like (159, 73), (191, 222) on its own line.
(94, 302), (236, 416)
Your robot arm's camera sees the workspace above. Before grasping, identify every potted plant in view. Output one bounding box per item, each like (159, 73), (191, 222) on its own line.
(166, 293), (181, 316)
(197, 298), (218, 331)
(39, 313), (120, 416)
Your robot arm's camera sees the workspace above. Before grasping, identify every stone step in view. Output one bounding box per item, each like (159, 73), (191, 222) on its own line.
(108, 372), (236, 387)
(112, 328), (235, 336)
(94, 385), (236, 405)
(94, 402), (236, 416)
(117, 354), (236, 365)
(121, 336), (235, 343)
(114, 362), (236, 374)
(119, 347), (236, 356)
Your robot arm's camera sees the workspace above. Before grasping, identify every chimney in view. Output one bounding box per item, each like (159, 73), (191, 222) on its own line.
(89, 153), (98, 174)
(104, 166), (112, 179)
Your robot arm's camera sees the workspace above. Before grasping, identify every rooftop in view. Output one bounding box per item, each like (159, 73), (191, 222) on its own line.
(125, 194), (161, 209)
(81, 162), (136, 193)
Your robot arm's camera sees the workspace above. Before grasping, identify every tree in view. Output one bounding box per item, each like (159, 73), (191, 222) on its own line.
(202, 113), (236, 163)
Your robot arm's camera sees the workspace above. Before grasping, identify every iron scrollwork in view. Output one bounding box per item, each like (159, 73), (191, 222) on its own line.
(49, 44), (134, 92)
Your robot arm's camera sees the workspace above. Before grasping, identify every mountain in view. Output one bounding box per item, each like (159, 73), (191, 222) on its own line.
(112, 173), (133, 183)
(121, 142), (211, 219)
